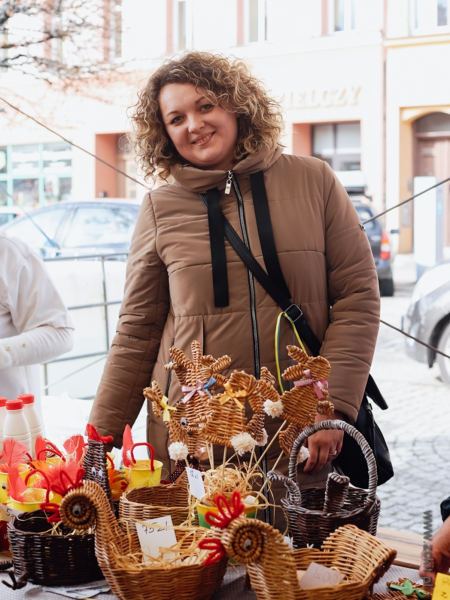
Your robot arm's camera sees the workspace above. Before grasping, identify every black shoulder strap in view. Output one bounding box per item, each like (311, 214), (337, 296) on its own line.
(250, 171), (291, 299)
(205, 187), (229, 307)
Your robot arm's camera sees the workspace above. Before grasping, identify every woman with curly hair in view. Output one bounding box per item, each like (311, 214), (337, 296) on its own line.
(89, 52), (380, 521)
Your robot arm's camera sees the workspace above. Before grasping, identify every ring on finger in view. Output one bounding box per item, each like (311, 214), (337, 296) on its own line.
(328, 451), (338, 456)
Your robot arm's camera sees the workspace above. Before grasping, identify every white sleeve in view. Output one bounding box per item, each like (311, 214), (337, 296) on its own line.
(0, 325), (74, 369)
(0, 245), (74, 368)
(7, 250), (74, 333)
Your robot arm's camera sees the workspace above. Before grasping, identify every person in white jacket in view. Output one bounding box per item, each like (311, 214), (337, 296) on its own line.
(0, 231), (74, 416)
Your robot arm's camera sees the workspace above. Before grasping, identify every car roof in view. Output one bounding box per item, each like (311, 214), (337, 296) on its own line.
(352, 202), (374, 214)
(59, 198), (141, 206)
(0, 206), (22, 213)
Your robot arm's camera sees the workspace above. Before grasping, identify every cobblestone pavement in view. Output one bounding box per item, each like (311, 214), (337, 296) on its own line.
(371, 256), (450, 536)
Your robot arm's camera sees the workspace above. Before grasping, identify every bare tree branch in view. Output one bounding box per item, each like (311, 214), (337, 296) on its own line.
(0, 0), (123, 83)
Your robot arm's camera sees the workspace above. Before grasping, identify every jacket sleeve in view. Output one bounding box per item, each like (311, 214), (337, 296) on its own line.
(320, 161), (380, 423)
(88, 192), (170, 447)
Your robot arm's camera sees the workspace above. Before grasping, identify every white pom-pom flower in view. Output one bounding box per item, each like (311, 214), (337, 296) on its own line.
(257, 429), (268, 446)
(263, 399), (284, 418)
(298, 446), (310, 464)
(168, 441), (189, 461)
(231, 432), (257, 456)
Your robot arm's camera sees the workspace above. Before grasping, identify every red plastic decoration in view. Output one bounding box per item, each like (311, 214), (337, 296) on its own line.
(204, 490), (245, 529)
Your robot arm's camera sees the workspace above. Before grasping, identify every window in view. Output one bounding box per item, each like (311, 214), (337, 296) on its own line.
(312, 123), (361, 171)
(330, 0), (355, 32)
(0, 147), (6, 175)
(64, 206), (136, 248)
(173, 0), (192, 51)
(245, 0), (266, 43)
(0, 143), (72, 207)
(0, 183), (7, 206)
(178, 1), (186, 50)
(438, 0), (448, 25)
(110, 0), (122, 60)
(414, 0), (449, 30)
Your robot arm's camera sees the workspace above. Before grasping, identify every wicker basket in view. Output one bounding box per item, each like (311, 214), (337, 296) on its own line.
(119, 482), (191, 530)
(59, 480), (227, 600)
(217, 515), (396, 600)
(269, 420), (381, 549)
(83, 439), (113, 506)
(7, 510), (102, 586)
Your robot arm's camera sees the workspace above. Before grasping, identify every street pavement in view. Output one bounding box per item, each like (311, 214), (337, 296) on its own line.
(371, 254), (450, 537)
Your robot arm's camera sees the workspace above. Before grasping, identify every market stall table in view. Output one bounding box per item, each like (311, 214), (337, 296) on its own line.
(0, 563), (424, 600)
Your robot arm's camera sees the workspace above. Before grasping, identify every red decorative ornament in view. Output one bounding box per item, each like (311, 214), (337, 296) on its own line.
(86, 424), (113, 444)
(204, 490), (245, 529)
(198, 538), (226, 566)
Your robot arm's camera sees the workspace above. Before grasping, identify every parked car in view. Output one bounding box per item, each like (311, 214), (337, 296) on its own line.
(336, 171), (395, 296)
(352, 200), (395, 296)
(402, 261), (450, 384)
(0, 199), (141, 258)
(0, 206), (22, 227)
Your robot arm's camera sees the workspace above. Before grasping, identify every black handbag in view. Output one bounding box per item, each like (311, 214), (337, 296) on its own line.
(200, 170), (394, 488)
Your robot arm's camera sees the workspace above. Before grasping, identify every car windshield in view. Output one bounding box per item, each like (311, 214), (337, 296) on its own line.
(4, 207), (66, 248)
(354, 206), (379, 234)
(63, 206), (137, 248)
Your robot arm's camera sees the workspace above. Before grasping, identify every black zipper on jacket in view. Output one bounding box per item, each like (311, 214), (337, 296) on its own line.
(229, 171), (261, 379)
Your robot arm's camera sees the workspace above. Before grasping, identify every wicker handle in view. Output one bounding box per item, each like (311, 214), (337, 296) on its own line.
(130, 442), (155, 471)
(267, 470), (302, 506)
(288, 420), (377, 504)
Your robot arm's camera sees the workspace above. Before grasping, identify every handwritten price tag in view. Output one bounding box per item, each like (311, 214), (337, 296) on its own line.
(433, 573), (450, 599)
(135, 516), (178, 564)
(299, 562), (344, 589)
(0, 503), (21, 523)
(186, 467), (205, 500)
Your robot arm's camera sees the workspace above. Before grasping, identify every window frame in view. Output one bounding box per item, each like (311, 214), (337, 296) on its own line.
(172, 0), (193, 51)
(411, 0), (450, 35)
(328, 0), (356, 34)
(244, 0), (267, 44)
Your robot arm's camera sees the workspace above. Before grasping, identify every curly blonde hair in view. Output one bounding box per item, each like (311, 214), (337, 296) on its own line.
(128, 51), (284, 181)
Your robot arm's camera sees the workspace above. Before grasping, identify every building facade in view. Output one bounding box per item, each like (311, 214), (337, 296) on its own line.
(1, 0), (449, 252)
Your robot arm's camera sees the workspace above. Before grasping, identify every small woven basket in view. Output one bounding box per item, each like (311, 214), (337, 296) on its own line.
(119, 482), (191, 530)
(7, 510), (102, 586)
(269, 420), (381, 549)
(83, 439), (113, 506)
(59, 480), (227, 600)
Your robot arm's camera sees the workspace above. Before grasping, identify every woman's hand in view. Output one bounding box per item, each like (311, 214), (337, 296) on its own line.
(419, 516), (450, 584)
(303, 409), (345, 475)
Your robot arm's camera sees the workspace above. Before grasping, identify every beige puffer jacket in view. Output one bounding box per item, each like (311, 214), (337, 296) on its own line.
(89, 146), (380, 478)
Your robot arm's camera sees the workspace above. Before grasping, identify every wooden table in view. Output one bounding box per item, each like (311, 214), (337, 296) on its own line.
(377, 527), (423, 569)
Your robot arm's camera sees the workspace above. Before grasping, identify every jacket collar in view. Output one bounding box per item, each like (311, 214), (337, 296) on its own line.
(170, 145), (284, 194)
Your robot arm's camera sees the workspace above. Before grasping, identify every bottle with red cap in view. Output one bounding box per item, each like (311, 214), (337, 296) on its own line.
(17, 394), (43, 459)
(3, 400), (31, 453)
(17, 394), (44, 458)
(0, 397), (7, 454)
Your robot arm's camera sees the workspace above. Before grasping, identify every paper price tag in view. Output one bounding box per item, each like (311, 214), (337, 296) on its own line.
(0, 503), (21, 523)
(299, 562), (344, 589)
(433, 573), (450, 599)
(186, 467), (205, 500)
(135, 515), (178, 564)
